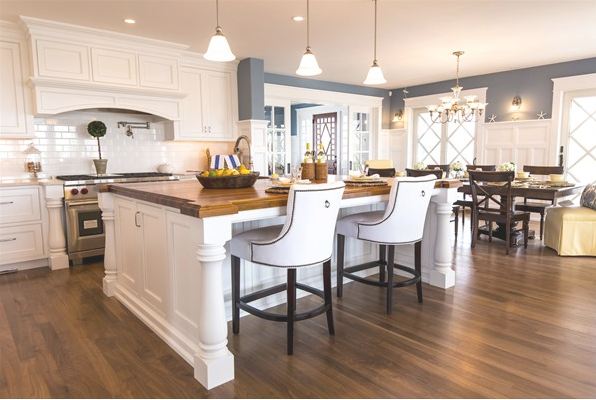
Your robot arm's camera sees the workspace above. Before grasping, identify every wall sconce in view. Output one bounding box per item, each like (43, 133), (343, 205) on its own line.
(392, 110), (404, 122)
(511, 95), (522, 111)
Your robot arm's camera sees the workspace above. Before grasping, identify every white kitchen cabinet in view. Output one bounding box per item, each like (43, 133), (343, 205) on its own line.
(35, 39), (90, 81)
(114, 197), (168, 315)
(0, 40), (30, 136)
(91, 47), (138, 86)
(0, 223), (44, 264)
(138, 55), (179, 90)
(0, 187), (41, 224)
(168, 67), (235, 141)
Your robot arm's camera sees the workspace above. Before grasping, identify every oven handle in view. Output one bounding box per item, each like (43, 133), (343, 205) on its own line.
(66, 200), (99, 207)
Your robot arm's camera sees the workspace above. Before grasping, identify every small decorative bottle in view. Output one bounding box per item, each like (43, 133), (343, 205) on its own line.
(316, 143), (325, 163)
(304, 142), (314, 163)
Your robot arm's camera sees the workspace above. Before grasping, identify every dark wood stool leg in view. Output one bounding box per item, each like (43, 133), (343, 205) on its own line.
(386, 245), (395, 314)
(336, 234), (345, 298)
(524, 219), (529, 249)
(231, 255), (240, 334)
(323, 260), (335, 335)
(539, 212), (545, 240)
(415, 241), (423, 303)
(454, 207), (459, 238)
(379, 244), (386, 283)
(287, 269), (296, 355)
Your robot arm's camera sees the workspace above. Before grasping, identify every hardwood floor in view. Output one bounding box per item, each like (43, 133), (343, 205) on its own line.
(1, 221), (595, 398)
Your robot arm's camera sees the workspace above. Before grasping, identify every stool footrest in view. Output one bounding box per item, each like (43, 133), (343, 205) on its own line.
(238, 281), (329, 323)
(344, 262), (420, 288)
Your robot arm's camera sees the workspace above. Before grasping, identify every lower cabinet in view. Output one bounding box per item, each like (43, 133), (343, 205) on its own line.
(0, 223), (44, 264)
(114, 198), (168, 316)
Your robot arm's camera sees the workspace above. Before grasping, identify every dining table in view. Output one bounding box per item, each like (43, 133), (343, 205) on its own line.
(458, 180), (584, 245)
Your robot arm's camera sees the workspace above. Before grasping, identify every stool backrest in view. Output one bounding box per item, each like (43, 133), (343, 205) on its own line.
(367, 167), (396, 177)
(251, 181), (346, 267)
(358, 176), (436, 244)
(406, 168), (443, 179)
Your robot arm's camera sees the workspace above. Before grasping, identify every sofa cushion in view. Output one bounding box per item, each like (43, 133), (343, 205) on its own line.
(580, 183), (596, 210)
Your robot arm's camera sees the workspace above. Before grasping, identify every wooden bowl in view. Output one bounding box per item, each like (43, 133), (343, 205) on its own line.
(196, 172), (260, 189)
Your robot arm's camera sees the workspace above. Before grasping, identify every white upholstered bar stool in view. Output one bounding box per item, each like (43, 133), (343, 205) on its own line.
(336, 176), (436, 314)
(230, 181), (345, 355)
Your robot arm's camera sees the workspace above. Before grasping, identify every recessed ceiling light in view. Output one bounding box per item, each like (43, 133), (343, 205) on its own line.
(124, 18), (136, 24)
(292, 16), (304, 22)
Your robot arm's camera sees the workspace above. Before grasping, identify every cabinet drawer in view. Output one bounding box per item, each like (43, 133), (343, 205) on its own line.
(0, 223), (44, 264)
(0, 187), (41, 224)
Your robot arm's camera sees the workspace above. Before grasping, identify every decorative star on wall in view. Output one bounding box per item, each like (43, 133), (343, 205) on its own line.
(537, 111), (547, 119)
(488, 114), (497, 123)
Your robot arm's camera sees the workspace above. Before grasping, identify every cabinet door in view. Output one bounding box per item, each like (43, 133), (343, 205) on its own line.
(0, 41), (28, 135)
(114, 198), (142, 294)
(0, 187), (41, 225)
(36, 39), (90, 81)
(202, 70), (233, 138)
(177, 67), (204, 139)
(91, 48), (138, 86)
(138, 55), (179, 90)
(0, 223), (44, 265)
(138, 203), (169, 316)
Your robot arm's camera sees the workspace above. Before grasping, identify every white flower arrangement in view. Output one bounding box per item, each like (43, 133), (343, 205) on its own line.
(450, 161), (463, 172)
(414, 162), (427, 170)
(498, 161), (516, 172)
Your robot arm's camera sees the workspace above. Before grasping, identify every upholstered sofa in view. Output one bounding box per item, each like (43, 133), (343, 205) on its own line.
(544, 183), (596, 256)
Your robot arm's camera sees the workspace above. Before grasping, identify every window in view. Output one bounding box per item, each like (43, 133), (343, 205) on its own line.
(349, 109), (371, 171)
(414, 108), (477, 166)
(563, 92), (596, 187)
(264, 105), (289, 175)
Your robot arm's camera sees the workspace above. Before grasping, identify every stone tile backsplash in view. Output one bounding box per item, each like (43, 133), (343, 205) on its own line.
(0, 111), (232, 178)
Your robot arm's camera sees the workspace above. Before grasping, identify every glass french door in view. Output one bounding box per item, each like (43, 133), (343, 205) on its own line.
(348, 107), (371, 172)
(264, 104), (291, 176)
(414, 108), (477, 166)
(562, 90), (596, 192)
(313, 112), (338, 173)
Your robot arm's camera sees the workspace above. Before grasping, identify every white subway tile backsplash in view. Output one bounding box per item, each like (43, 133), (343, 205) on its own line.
(0, 110), (232, 179)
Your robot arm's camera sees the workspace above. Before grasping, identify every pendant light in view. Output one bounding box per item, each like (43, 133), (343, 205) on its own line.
(296, 0), (322, 76)
(363, 0), (386, 85)
(204, 0), (236, 62)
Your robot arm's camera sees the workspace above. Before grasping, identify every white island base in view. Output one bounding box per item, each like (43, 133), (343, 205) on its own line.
(98, 183), (459, 389)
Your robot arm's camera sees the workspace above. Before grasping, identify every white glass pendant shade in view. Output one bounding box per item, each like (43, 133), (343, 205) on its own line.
(296, 47), (322, 76)
(363, 61), (386, 85)
(204, 27), (235, 62)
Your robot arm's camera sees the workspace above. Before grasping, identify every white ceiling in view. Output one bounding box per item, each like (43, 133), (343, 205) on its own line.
(1, 0), (595, 89)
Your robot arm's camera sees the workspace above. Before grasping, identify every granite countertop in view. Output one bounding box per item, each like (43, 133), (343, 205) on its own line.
(103, 177), (462, 219)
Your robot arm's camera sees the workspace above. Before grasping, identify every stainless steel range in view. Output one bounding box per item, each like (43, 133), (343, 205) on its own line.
(55, 172), (179, 264)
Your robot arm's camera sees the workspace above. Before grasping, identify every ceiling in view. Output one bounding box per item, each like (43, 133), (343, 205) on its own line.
(1, 0), (595, 89)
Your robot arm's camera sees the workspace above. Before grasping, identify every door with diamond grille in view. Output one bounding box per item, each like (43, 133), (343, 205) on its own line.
(313, 112), (338, 173)
(562, 90), (596, 195)
(414, 108), (477, 166)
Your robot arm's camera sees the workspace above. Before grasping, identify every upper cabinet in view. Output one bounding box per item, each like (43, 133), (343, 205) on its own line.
(36, 39), (90, 81)
(138, 55), (179, 90)
(91, 47), (137, 86)
(0, 23), (33, 138)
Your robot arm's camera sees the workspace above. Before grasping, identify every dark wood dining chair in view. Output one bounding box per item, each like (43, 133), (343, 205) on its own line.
(406, 169), (460, 237)
(427, 164), (450, 174)
(456, 164), (497, 230)
(367, 167), (396, 177)
(466, 164), (497, 172)
(514, 165), (564, 240)
(468, 170), (530, 255)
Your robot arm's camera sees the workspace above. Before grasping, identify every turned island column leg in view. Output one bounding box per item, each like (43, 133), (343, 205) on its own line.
(43, 183), (69, 270)
(429, 200), (456, 289)
(98, 192), (117, 296)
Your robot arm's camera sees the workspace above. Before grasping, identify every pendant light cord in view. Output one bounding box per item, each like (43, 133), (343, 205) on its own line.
(306, 0), (310, 48)
(373, 0), (377, 61)
(456, 53), (460, 87)
(216, 0), (220, 28)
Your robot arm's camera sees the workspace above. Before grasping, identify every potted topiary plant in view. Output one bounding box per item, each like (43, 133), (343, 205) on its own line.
(87, 121), (108, 175)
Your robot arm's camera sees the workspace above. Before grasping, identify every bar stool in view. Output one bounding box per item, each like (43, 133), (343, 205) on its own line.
(230, 181), (345, 354)
(336, 176), (436, 313)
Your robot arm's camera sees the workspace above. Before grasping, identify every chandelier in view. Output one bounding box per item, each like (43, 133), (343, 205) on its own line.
(426, 51), (487, 123)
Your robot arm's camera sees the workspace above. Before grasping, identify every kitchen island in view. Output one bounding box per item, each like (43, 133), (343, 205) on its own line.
(98, 177), (462, 389)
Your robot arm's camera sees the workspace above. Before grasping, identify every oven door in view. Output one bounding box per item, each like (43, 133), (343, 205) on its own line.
(65, 200), (105, 256)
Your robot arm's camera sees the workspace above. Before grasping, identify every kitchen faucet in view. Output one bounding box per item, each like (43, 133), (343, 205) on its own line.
(233, 135), (253, 170)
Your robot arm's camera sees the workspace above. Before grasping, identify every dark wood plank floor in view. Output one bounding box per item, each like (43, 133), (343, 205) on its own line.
(1, 221), (595, 398)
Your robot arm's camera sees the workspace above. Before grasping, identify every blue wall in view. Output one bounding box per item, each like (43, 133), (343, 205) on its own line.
(265, 73), (392, 128)
(390, 57), (596, 123)
(237, 58), (265, 120)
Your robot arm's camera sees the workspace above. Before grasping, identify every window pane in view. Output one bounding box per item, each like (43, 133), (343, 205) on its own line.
(566, 95), (596, 188)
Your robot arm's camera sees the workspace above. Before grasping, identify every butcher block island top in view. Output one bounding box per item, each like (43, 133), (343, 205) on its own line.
(101, 176), (462, 219)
